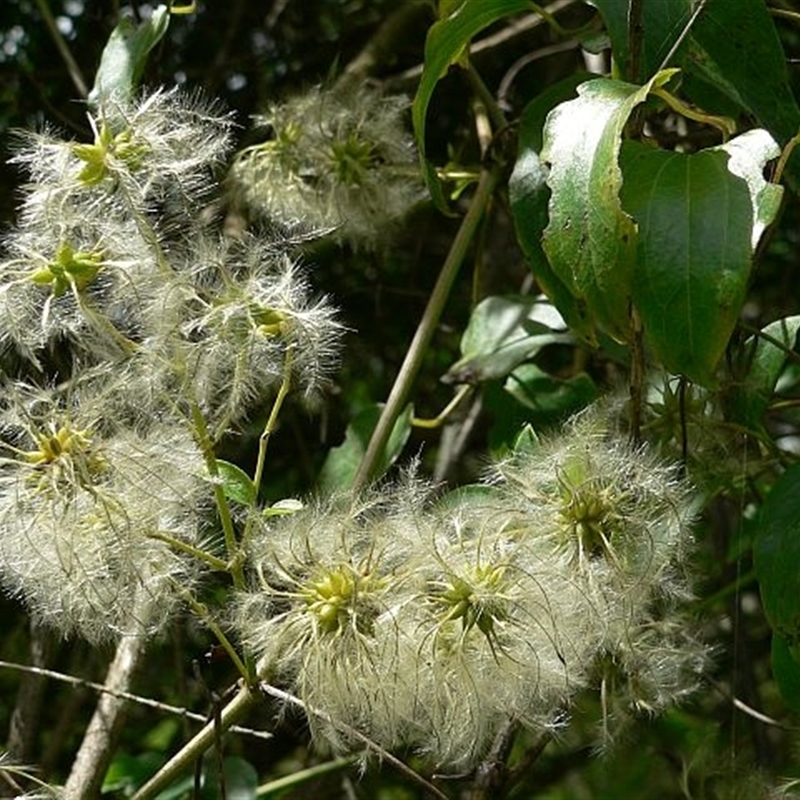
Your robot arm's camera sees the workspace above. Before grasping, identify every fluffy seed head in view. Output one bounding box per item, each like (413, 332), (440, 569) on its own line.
(0, 383), (207, 642)
(12, 88), (233, 232)
(229, 84), (422, 247)
(148, 233), (342, 433)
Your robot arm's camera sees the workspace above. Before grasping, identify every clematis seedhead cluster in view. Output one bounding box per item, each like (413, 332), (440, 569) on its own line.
(234, 404), (705, 768)
(0, 87), (343, 641)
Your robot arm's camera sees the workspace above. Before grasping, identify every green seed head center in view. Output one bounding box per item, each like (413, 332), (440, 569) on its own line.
(303, 565), (381, 636)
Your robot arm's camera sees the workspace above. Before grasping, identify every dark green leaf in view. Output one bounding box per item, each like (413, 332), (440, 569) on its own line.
(728, 316), (800, 430)
(198, 756), (258, 800)
(412, 0), (531, 208)
(215, 460), (256, 506)
(444, 294), (572, 384)
(754, 463), (800, 652)
(591, 0), (800, 186)
(510, 74), (596, 341)
(540, 70), (677, 342)
(620, 131), (781, 385)
(686, 0), (800, 188)
(503, 363), (598, 424)
(319, 403), (414, 491)
(89, 5), (170, 109)
(102, 753), (165, 794)
(589, 0), (693, 81)
(771, 634), (800, 715)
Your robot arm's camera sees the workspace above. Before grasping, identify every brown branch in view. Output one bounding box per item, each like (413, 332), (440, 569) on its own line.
(63, 633), (150, 799)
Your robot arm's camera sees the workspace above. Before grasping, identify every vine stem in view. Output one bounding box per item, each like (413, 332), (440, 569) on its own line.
(130, 682), (259, 800)
(352, 163), (502, 491)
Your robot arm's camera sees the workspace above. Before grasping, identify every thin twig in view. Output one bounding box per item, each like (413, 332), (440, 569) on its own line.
(5, 624), (58, 766)
(385, 1), (579, 89)
(656, 0), (709, 74)
(0, 662), (273, 741)
(627, 0), (644, 82)
(131, 682), (260, 800)
(463, 718), (519, 800)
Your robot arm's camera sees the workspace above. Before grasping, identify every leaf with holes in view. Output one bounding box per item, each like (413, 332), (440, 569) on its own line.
(540, 69), (678, 342)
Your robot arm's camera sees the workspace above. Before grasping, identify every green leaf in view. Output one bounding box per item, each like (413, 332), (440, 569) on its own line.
(592, 0), (800, 187)
(510, 74), (596, 341)
(589, 0), (692, 81)
(727, 315), (800, 430)
(102, 752), (165, 794)
(263, 498), (304, 517)
(540, 69), (678, 342)
(772, 634), (800, 714)
(215, 460), (256, 506)
(319, 403), (414, 492)
(503, 363), (599, 424)
(754, 463), (800, 654)
(718, 129), (783, 249)
(197, 756), (258, 800)
(444, 295), (572, 384)
(619, 130), (781, 385)
(686, 0), (800, 188)
(88, 5), (170, 110)
(412, 0), (530, 209)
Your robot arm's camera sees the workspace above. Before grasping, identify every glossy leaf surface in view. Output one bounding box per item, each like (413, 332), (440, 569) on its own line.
(540, 70), (677, 342)
(444, 294), (571, 384)
(620, 130), (781, 384)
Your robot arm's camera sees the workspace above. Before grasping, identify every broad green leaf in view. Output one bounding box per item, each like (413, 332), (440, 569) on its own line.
(319, 403), (414, 491)
(540, 69), (678, 342)
(197, 756), (258, 800)
(263, 498), (304, 517)
(510, 73), (596, 341)
(686, 0), (800, 187)
(88, 5), (170, 109)
(483, 367), (597, 451)
(434, 483), (504, 515)
(754, 462), (800, 655)
(102, 753), (165, 794)
(619, 131), (780, 385)
(512, 423), (539, 454)
(728, 315), (800, 430)
(412, 0), (530, 208)
(591, 0), (800, 187)
(215, 459), (256, 506)
(772, 634), (800, 714)
(444, 294), (572, 384)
